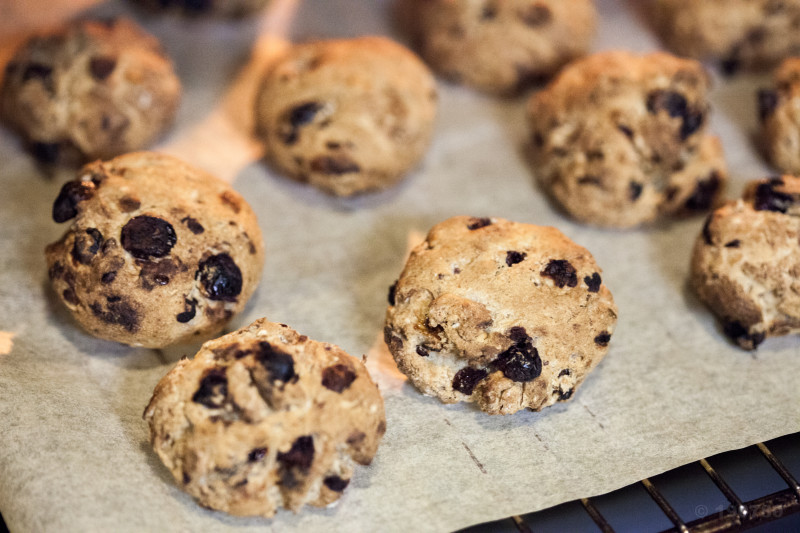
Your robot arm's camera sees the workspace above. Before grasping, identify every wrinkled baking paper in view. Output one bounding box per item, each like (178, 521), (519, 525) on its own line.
(1, 0), (798, 531)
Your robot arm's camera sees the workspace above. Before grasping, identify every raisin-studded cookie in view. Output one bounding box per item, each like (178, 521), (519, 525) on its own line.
(400, 0), (596, 94)
(144, 318), (386, 517)
(691, 176), (800, 349)
(254, 36), (437, 197)
(130, 0), (269, 17)
(45, 152), (264, 347)
(527, 51), (727, 228)
(758, 58), (800, 173)
(0, 18), (180, 165)
(384, 216), (617, 415)
(654, 0), (800, 74)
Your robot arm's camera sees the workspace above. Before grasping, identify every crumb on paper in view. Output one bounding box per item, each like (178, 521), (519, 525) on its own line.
(0, 331), (16, 356)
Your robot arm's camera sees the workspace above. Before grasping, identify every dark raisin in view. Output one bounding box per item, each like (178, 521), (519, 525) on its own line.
(118, 196), (140, 212)
(584, 273), (601, 293)
(723, 321), (765, 350)
(757, 89), (779, 121)
(388, 280), (398, 305)
(508, 326), (529, 343)
(646, 89), (704, 139)
(481, 3), (498, 20)
(721, 56), (740, 76)
(182, 472), (191, 484)
(197, 253), (242, 301)
(120, 216), (176, 259)
(415, 345), (429, 357)
(519, 3), (552, 26)
(22, 62), (53, 86)
(594, 331), (612, 346)
(181, 216), (204, 234)
(183, 0), (213, 12)
(32, 142), (60, 164)
(310, 155), (360, 175)
(289, 102), (322, 128)
(558, 388), (574, 401)
(322, 364), (357, 393)
(493, 337), (542, 382)
(277, 436), (314, 488)
(618, 124), (634, 138)
(629, 181), (643, 201)
(192, 368), (228, 408)
(685, 171), (721, 211)
(248, 447), (267, 462)
(48, 261), (65, 280)
(62, 287), (79, 305)
(702, 215), (714, 245)
(541, 259), (578, 288)
(467, 217), (492, 230)
(89, 56), (116, 81)
(255, 341), (297, 383)
(176, 298), (197, 323)
(753, 181), (794, 213)
(71, 228), (103, 265)
(558, 369), (571, 377)
(725, 239), (741, 248)
(323, 476), (350, 492)
(138, 257), (179, 291)
(106, 295), (121, 303)
(89, 298), (139, 332)
(505, 250), (527, 267)
(53, 180), (95, 222)
(452, 367), (488, 395)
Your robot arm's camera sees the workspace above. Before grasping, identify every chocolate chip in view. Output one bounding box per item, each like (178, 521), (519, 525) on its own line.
(723, 321), (765, 350)
(702, 215), (714, 245)
(277, 436), (314, 488)
(757, 89), (779, 121)
(754, 181), (794, 213)
(120, 216), (176, 259)
(646, 89), (705, 139)
(89, 298), (139, 332)
(594, 331), (611, 346)
(255, 341), (297, 384)
(192, 368), (228, 408)
(584, 273), (601, 293)
(181, 216), (204, 234)
(182, 472), (191, 484)
(197, 253), (242, 301)
(493, 336), (542, 382)
(415, 345), (429, 357)
(32, 142), (60, 164)
(22, 63), (53, 90)
(558, 388), (574, 401)
(467, 217), (492, 230)
(176, 298), (197, 323)
(685, 171), (721, 211)
(629, 181), (643, 201)
(542, 259), (578, 288)
(118, 196), (140, 212)
(508, 326), (529, 343)
(388, 280), (398, 306)
(558, 369), (571, 377)
(89, 56), (116, 81)
(322, 364), (357, 393)
(505, 250), (527, 267)
(71, 228), (103, 265)
(519, 3), (552, 26)
(53, 180), (95, 223)
(310, 155), (361, 175)
(724, 239), (741, 248)
(452, 367), (488, 394)
(323, 475), (350, 492)
(248, 447), (267, 462)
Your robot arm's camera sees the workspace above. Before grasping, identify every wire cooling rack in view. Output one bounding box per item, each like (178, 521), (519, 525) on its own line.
(462, 433), (800, 533)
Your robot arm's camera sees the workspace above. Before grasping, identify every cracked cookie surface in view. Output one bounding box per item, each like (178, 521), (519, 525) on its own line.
(254, 36), (437, 197)
(384, 216), (617, 415)
(527, 50), (727, 228)
(691, 176), (800, 349)
(144, 318), (386, 517)
(0, 18), (180, 165)
(45, 152), (264, 347)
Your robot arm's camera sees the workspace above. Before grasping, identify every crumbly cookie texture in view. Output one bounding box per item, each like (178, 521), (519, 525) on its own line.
(758, 58), (800, 173)
(654, 0), (800, 73)
(45, 152), (264, 348)
(144, 318), (386, 517)
(384, 216), (617, 415)
(691, 176), (800, 350)
(527, 50), (727, 228)
(130, 0), (269, 17)
(0, 18), (180, 165)
(254, 36), (437, 197)
(400, 0), (596, 94)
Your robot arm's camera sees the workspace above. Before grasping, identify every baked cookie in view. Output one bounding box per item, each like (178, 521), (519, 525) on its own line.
(399, 0), (596, 94)
(144, 318), (386, 517)
(527, 50), (728, 228)
(654, 0), (800, 74)
(254, 36), (437, 197)
(384, 216), (617, 415)
(45, 152), (264, 348)
(0, 18), (180, 165)
(758, 57), (800, 173)
(130, 0), (269, 17)
(691, 176), (800, 349)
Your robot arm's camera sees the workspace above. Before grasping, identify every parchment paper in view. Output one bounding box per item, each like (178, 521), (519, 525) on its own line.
(1, 0), (799, 531)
